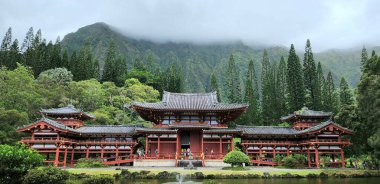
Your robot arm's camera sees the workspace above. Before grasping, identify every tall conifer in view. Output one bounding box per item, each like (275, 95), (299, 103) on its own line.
(286, 44), (305, 112)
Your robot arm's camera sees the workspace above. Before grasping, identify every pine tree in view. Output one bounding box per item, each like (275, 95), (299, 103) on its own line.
(62, 48), (69, 69)
(339, 77), (353, 107)
(361, 46), (368, 72)
(102, 40), (117, 83)
(322, 72), (337, 113)
(261, 50), (273, 125)
(145, 50), (155, 72)
(51, 37), (62, 68)
(226, 54), (241, 103)
(115, 56), (127, 86)
(303, 39), (320, 110)
(276, 56), (288, 117)
(210, 72), (221, 101)
(286, 44), (305, 112)
(357, 51), (380, 159)
(69, 51), (78, 74)
(0, 27), (12, 67)
(9, 39), (21, 69)
(22, 27), (34, 66)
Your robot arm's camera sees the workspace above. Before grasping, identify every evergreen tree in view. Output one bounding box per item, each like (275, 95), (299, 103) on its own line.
(102, 40), (117, 83)
(339, 77), (353, 107)
(276, 56), (288, 117)
(226, 54), (241, 103)
(69, 51), (78, 74)
(61, 48), (69, 69)
(115, 56), (127, 86)
(286, 44), (305, 112)
(9, 39), (21, 69)
(261, 50), (274, 125)
(322, 72), (337, 113)
(210, 72), (221, 101)
(21, 27), (34, 52)
(303, 39), (321, 110)
(0, 27), (12, 67)
(357, 51), (380, 159)
(145, 50), (155, 72)
(361, 46), (368, 72)
(51, 37), (62, 68)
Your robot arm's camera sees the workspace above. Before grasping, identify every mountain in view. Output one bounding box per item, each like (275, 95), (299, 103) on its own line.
(61, 22), (376, 93)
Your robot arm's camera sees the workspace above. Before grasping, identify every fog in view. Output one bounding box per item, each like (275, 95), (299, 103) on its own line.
(0, 0), (379, 52)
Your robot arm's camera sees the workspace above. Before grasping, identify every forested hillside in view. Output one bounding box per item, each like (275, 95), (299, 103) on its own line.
(61, 22), (379, 89)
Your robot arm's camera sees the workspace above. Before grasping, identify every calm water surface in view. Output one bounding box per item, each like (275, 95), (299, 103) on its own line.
(120, 178), (380, 184)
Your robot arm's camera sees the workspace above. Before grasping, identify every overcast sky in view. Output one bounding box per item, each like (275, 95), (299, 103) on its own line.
(0, 0), (379, 52)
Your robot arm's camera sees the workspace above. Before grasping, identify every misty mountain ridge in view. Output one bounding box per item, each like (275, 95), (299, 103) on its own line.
(61, 22), (379, 91)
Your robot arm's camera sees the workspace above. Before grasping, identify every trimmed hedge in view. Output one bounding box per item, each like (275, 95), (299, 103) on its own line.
(223, 150), (250, 167)
(23, 167), (69, 184)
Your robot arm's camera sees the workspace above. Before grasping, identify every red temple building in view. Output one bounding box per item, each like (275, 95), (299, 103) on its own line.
(17, 92), (352, 168)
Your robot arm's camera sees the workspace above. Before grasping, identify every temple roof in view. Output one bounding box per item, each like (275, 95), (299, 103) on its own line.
(280, 107), (332, 122)
(132, 91), (247, 111)
(135, 128), (177, 133)
(203, 129), (241, 134)
(40, 105), (95, 120)
(297, 120), (353, 134)
(76, 125), (136, 135)
(17, 118), (79, 133)
(237, 125), (298, 135)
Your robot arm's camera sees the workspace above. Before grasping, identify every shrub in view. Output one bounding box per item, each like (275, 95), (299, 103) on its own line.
(0, 144), (44, 184)
(223, 150), (250, 167)
(320, 156), (331, 168)
(274, 154), (285, 165)
(221, 166), (250, 171)
(75, 158), (108, 168)
(23, 167), (69, 184)
(282, 156), (298, 168)
(82, 175), (114, 184)
(282, 154), (307, 168)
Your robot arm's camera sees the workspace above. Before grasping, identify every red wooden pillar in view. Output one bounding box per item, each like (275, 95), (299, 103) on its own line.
(115, 144), (119, 161)
(70, 146), (75, 166)
(100, 145), (104, 159)
(130, 145), (133, 159)
(54, 144), (60, 167)
(145, 135), (149, 156)
(230, 135), (234, 151)
(340, 147), (345, 168)
(315, 146), (320, 168)
(63, 146), (68, 167)
(201, 131), (204, 153)
(219, 136), (222, 159)
(307, 147), (311, 168)
(157, 135), (161, 158)
(273, 146), (276, 159)
(287, 146), (290, 156)
(85, 145), (89, 159)
(259, 145), (262, 162)
(176, 132), (180, 155)
(31, 131), (35, 140)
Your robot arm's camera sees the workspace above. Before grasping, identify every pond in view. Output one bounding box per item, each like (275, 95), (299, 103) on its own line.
(120, 178), (380, 184)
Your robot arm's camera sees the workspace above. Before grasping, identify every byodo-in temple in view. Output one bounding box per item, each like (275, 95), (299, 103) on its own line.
(17, 91), (353, 168)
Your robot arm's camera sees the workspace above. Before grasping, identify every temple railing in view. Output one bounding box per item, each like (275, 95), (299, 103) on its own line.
(21, 137), (73, 143)
(241, 139), (351, 145)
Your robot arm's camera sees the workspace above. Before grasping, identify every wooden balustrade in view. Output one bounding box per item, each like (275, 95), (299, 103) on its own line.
(21, 137), (137, 145)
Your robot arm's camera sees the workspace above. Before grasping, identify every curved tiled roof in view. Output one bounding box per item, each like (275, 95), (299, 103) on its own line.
(76, 125), (136, 135)
(281, 107), (332, 121)
(40, 105), (95, 119)
(135, 128), (177, 133)
(297, 120), (353, 134)
(237, 125), (298, 135)
(17, 118), (79, 133)
(132, 91), (248, 111)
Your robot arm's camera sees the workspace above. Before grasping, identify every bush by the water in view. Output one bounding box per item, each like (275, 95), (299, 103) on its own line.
(82, 175), (114, 184)
(22, 167), (69, 184)
(75, 158), (109, 168)
(282, 154), (307, 168)
(223, 150), (250, 167)
(0, 144), (44, 184)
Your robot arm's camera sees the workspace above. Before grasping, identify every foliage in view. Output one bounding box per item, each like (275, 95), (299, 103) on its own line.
(22, 167), (69, 184)
(221, 166), (250, 171)
(37, 67), (73, 86)
(223, 150), (250, 167)
(286, 44), (305, 112)
(281, 154), (307, 168)
(320, 156), (331, 168)
(226, 54), (242, 103)
(0, 144), (44, 184)
(75, 158), (109, 168)
(82, 175), (114, 184)
(0, 108), (29, 144)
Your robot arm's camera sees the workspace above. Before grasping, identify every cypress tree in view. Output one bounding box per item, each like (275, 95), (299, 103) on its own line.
(69, 51), (77, 74)
(51, 37), (62, 68)
(0, 27), (12, 67)
(240, 59), (260, 125)
(261, 50), (276, 125)
(322, 72), (337, 113)
(303, 39), (321, 110)
(22, 27), (34, 66)
(361, 46), (368, 72)
(210, 72), (221, 101)
(339, 77), (353, 107)
(276, 56), (288, 116)
(226, 54), (241, 103)
(62, 48), (69, 69)
(9, 39), (21, 69)
(286, 44), (305, 112)
(102, 40), (117, 83)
